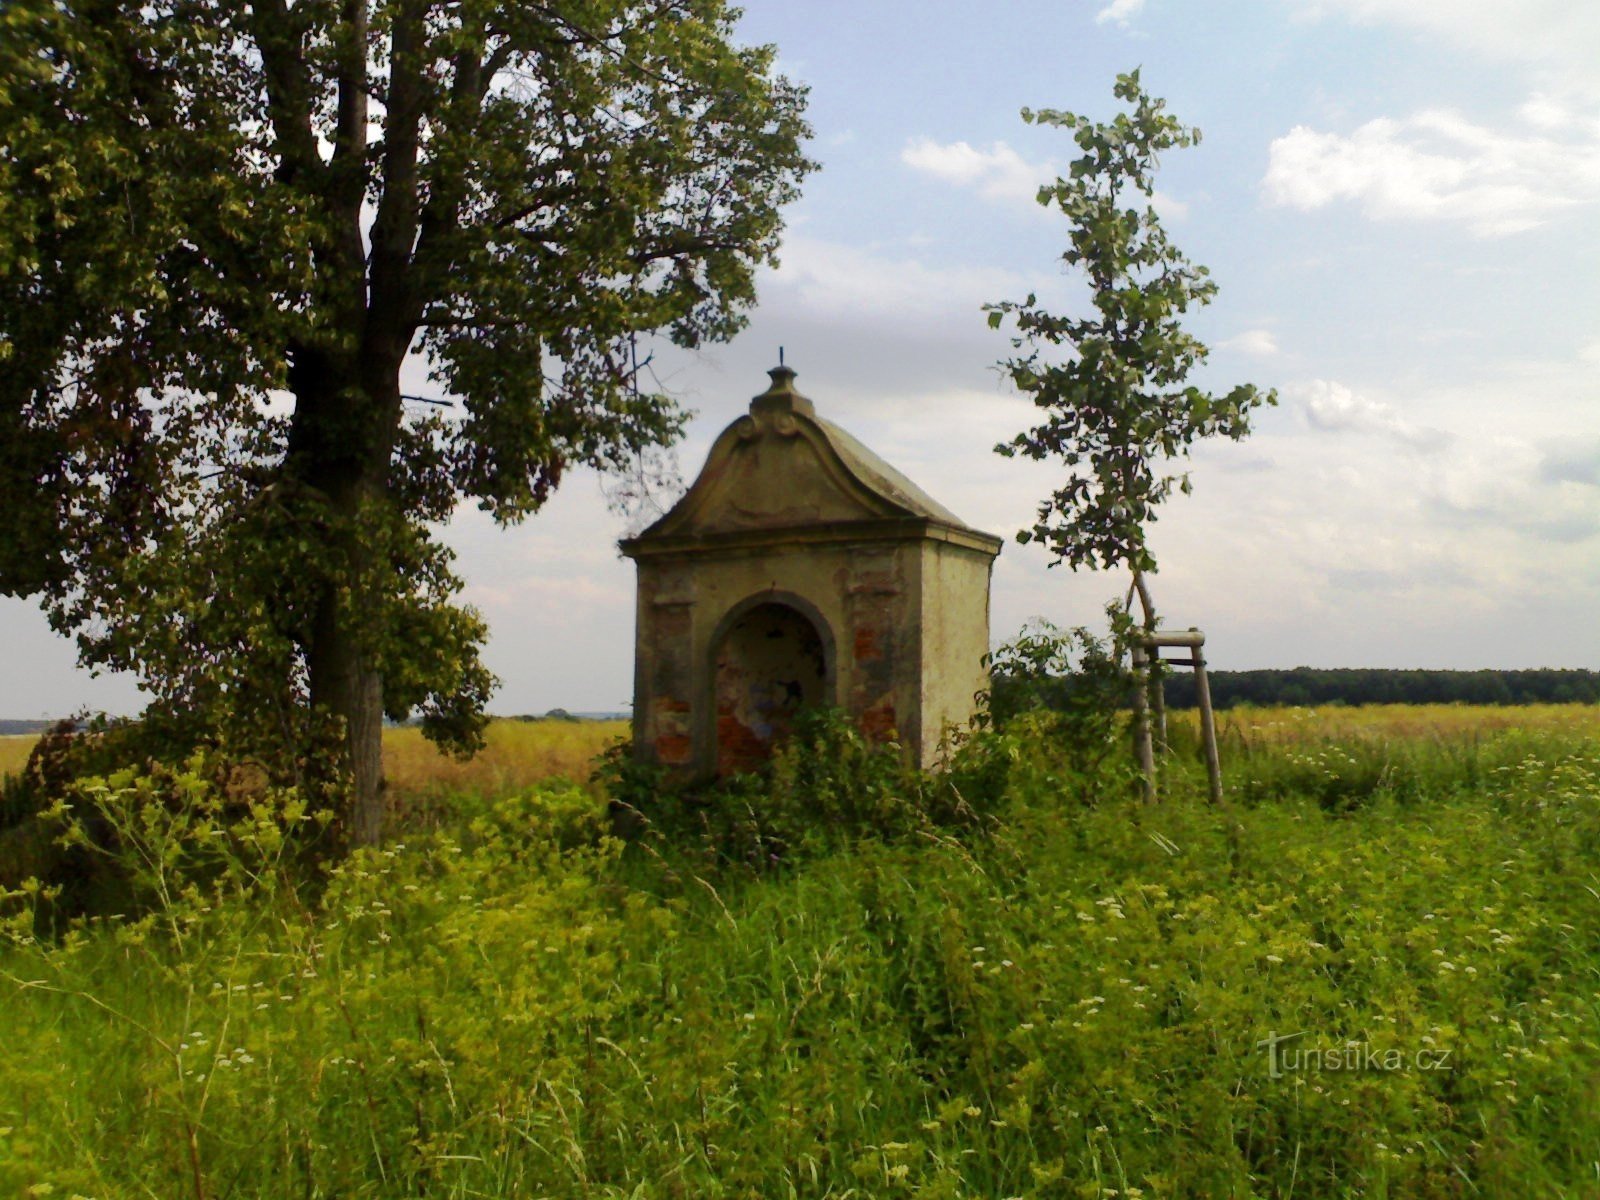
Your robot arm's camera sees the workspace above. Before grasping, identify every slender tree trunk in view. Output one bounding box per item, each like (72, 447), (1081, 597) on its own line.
(1132, 571), (1167, 750)
(1129, 569), (1163, 800)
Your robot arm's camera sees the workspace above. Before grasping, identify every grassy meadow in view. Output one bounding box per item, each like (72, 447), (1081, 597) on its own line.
(3, 706), (1600, 1198)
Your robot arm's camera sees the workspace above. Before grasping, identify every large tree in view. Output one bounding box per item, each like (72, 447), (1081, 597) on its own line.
(0, 0), (812, 843)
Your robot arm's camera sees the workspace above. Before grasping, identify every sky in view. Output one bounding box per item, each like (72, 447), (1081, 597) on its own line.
(2, 0), (1598, 718)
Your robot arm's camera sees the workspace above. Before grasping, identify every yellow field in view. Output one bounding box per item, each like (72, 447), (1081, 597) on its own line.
(1208, 702), (1600, 747)
(0, 720), (629, 794)
(3, 706), (1595, 794)
(383, 718), (627, 798)
(0, 736), (33, 781)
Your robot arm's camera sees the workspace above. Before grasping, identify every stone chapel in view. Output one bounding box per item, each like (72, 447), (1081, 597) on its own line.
(620, 365), (1003, 776)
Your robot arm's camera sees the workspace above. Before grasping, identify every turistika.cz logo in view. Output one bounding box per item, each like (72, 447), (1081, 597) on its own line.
(1256, 1031), (1454, 1079)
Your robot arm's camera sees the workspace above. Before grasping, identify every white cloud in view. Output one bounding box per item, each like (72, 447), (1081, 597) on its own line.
(1291, 379), (1449, 450)
(1519, 93), (1582, 132)
(1277, 373), (1595, 546)
(1541, 440), (1600, 488)
(1219, 329), (1279, 357)
(767, 234), (1029, 324)
(900, 137), (1048, 206)
(1151, 376), (1600, 665)
(1264, 103), (1600, 236)
(1420, 436), (1600, 543)
(1421, 435), (1541, 518)
(1292, 0), (1600, 94)
(1095, 0), (1146, 28)
(902, 137), (1191, 220)
(1150, 189), (1189, 221)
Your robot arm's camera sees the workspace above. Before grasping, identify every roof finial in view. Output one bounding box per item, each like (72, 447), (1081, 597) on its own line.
(751, 354), (813, 418)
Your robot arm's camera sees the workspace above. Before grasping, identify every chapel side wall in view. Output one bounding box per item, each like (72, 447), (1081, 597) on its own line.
(917, 540), (996, 764)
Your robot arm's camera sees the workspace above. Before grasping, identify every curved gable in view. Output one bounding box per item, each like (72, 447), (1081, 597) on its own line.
(646, 405), (896, 537)
(630, 367), (986, 546)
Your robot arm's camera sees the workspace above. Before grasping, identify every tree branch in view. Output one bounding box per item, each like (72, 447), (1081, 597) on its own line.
(410, 24), (518, 319)
(327, 0), (371, 275)
(630, 233), (744, 265)
(367, 0), (427, 344)
(247, 0), (323, 189)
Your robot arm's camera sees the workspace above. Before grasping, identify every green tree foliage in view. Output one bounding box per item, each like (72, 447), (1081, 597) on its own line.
(987, 71), (1275, 574)
(0, 0), (813, 844)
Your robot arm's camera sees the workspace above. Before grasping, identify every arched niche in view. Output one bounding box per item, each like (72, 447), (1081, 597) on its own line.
(709, 593), (835, 774)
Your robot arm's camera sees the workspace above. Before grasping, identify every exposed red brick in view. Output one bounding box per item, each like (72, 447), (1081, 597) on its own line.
(853, 625), (879, 662)
(655, 734), (692, 764)
(859, 701), (897, 743)
(716, 714), (770, 774)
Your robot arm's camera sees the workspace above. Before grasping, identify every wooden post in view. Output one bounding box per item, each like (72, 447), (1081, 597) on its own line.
(1150, 661), (1168, 754)
(1193, 645), (1224, 806)
(1130, 640), (1157, 803)
(1130, 570), (1167, 752)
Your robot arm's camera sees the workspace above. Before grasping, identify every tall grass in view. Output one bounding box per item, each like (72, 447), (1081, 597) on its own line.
(3, 707), (1599, 1197)
(5, 705), (1590, 796)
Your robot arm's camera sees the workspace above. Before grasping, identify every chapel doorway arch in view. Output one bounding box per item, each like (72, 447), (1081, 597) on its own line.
(711, 598), (832, 774)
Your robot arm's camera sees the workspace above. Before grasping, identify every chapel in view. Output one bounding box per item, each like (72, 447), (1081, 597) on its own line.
(620, 365), (1003, 776)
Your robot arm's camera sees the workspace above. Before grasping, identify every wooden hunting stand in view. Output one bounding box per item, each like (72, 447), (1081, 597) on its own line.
(1126, 572), (1224, 805)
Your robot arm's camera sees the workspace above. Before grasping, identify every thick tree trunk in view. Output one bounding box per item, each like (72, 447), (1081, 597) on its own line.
(307, 581), (387, 848)
(262, 0), (421, 851)
(288, 344), (405, 849)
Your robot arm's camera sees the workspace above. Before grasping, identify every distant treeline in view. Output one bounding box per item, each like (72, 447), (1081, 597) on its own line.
(0, 720), (53, 737)
(1159, 668), (1600, 709)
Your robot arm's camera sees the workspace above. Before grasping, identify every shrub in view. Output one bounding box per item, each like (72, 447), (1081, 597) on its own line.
(976, 617), (1143, 805)
(600, 708), (1004, 869)
(2, 718), (207, 922)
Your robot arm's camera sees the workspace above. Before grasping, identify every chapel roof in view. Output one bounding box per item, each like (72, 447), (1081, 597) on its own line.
(620, 365), (1001, 557)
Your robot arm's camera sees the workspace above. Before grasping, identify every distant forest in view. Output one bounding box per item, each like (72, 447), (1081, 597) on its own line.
(1159, 668), (1600, 709)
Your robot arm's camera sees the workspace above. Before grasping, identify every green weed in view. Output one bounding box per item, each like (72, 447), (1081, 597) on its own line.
(2, 709), (1599, 1198)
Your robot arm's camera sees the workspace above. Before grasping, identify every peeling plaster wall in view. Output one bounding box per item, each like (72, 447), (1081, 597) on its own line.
(631, 571), (697, 767)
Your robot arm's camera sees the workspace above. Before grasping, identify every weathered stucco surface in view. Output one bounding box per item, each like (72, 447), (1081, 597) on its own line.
(620, 366), (1002, 775)
(713, 601), (827, 774)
